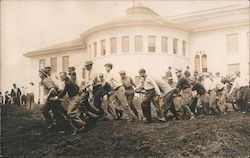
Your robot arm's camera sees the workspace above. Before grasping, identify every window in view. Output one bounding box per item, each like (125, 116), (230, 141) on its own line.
(82, 68), (86, 79)
(228, 63), (240, 75)
(173, 38), (178, 54)
(93, 42), (97, 57)
(101, 39), (106, 55)
(50, 58), (57, 73)
(88, 45), (91, 57)
(122, 36), (129, 53)
(182, 40), (186, 56)
(39, 59), (45, 69)
(201, 54), (207, 72)
(135, 35), (143, 52)
(62, 56), (69, 72)
(148, 36), (156, 52)
(161, 36), (168, 53)
(110, 37), (117, 54)
(195, 55), (200, 72)
(227, 33), (239, 53)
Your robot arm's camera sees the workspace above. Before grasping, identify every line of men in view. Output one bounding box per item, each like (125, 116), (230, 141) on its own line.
(38, 61), (249, 134)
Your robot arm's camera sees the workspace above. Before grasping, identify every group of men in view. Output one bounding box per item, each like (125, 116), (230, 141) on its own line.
(38, 61), (250, 135)
(1, 83), (35, 109)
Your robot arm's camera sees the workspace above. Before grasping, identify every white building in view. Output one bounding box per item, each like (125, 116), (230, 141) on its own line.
(24, 4), (250, 100)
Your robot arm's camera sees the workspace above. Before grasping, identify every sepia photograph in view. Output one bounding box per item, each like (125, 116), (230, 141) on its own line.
(0, 0), (250, 157)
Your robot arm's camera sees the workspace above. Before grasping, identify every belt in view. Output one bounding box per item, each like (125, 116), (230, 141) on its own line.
(114, 86), (122, 91)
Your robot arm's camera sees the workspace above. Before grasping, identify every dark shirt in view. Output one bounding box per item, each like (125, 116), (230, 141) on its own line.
(176, 76), (191, 90)
(184, 70), (191, 78)
(60, 77), (79, 98)
(192, 82), (207, 95)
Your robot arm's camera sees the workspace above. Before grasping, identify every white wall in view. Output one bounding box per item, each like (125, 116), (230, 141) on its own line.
(190, 25), (249, 79)
(85, 24), (190, 80)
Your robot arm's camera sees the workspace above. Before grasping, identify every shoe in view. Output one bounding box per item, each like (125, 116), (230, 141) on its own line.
(71, 131), (77, 136)
(78, 126), (85, 132)
(158, 117), (166, 122)
(189, 115), (195, 120)
(241, 111), (246, 114)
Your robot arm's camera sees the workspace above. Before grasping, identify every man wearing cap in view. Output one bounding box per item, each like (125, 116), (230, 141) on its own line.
(44, 66), (64, 91)
(85, 61), (104, 117)
(229, 71), (249, 113)
(103, 63), (134, 121)
(119, 70), (139, 118)
(166, 66), (172, 79)
(59, 72), (85, 135)
(39, 68), (67, 130)
(190, 76), (210, 115)
(68, 67), (77, 84)
(175, 68), (195, 120)
(135, 69), (162, 123)
(184, 66), (191, 78)
(11, 83), (22, 107)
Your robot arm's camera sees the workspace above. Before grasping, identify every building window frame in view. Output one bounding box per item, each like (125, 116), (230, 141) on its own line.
(122, 36), (129, 53)
(101, 39), (106, 56)
(161, 36), (168, 53)
(110, 37), (117, 54)
(182, 40), (186, 56)
(173, 38), (178, 54)
(148, 35), (156, 52)
(50, 57), (57, 73)
(135, 35), (143, 52)
(93, 42), (97, 57)
(62, 56), (69, 72)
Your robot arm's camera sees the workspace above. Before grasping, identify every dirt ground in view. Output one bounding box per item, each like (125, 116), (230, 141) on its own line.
(1, 103), (250, 158)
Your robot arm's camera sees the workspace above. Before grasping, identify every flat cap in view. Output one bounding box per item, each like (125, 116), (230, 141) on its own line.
(85, 61), (93, 66)
(175, 68), (182, 73)
(119, 70), (126, 74)
(104, 63), (113, 68)
(68, 66), (75, 71)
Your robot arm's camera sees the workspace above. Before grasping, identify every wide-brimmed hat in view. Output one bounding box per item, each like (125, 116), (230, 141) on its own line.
(85, 61), (93, 66)
(68, 66), (75, 71)
(175, 68), (182, 73)
(234, 70), (240, 75)
(39, 68), (48, 76)
(216, 84), (225, 91)
(105, 63), (113, 68)
(119, 70), (126, 74)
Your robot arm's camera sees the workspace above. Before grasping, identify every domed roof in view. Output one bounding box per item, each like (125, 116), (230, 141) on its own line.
(80, 3), (188, 38)
(126, 3), (160, 17)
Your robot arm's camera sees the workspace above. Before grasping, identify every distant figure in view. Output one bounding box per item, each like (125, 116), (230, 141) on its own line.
(11, 83), (21, 107)
(27, 82), (35, 110)
(68, 66), (79, 86)
(21, 86), (27, 105)
(4, 91), (9, 104)
(184, 66), (191, 78)
(0, 92), (4, 104)
(166, 66), (172, 79)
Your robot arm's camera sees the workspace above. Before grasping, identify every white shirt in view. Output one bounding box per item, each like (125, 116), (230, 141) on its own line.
(104, 71), (122, 90)
(203, 78), (212, 91)
(27, 85), (35, 94)
(136, 75), (161, 95)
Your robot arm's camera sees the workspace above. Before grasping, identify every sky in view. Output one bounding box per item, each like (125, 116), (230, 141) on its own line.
(1, 0), (249, 92)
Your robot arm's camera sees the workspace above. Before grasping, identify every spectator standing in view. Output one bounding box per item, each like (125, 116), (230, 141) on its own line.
(184, 66), (191, 78)
(27, 82), (35, 110)
(0, 92), (4, 104)
(21, 86), (27, 106)
(10, 83), (21, 107)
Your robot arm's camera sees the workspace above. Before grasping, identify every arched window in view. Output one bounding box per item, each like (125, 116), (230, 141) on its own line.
(195, 55), (200, 72)
(202, 54), (207, 72)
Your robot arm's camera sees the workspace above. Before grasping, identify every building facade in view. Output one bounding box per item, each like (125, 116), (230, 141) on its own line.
(24, 4), (250, 100)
